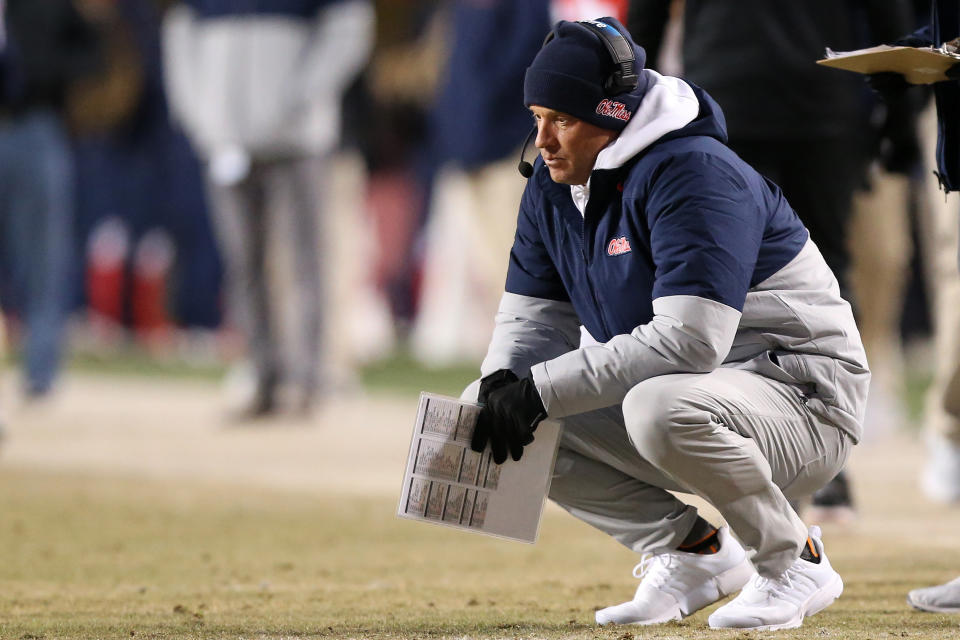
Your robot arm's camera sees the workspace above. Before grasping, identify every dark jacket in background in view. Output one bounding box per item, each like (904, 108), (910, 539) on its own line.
(432, 0), (550, 169)
(628, 0), (911, 140)
(3, 0), (102, 112)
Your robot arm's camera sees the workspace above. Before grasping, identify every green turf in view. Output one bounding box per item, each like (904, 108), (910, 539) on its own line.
(2, 469), (960, 640)
(904, 369), (934, 425)
(357, 352), (479, 397)
(65, 351), (226, 381)
(53, 350), (480, 398)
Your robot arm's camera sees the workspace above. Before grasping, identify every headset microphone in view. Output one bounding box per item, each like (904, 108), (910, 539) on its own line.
(517, 126), (537, 178)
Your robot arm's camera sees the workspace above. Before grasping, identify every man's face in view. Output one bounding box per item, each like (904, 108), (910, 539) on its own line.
(530, 105), (618, 186)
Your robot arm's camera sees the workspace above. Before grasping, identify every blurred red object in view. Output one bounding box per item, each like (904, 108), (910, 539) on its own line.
(85, 217), (128, 325)
(550, 0), (628, 22)
(131, 229), (175, 343)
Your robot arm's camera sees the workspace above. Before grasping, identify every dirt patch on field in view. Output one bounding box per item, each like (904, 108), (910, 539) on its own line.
(0, 373), (418, 496)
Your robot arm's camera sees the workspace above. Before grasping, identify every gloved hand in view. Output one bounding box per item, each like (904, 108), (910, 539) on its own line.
(472, 374), (547, 464)
(478, 368), (519, 403)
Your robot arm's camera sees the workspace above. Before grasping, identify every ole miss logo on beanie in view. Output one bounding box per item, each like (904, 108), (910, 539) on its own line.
(596, 99), (632, 122)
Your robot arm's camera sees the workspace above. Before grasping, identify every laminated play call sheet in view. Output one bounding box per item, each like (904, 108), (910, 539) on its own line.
(397, 393), (561, 543)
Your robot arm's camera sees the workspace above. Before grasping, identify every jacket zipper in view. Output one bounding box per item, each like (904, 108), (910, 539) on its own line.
(581, 209), (611, 338)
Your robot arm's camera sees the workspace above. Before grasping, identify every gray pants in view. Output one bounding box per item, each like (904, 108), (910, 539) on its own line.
(207, 155), (326, 398)
(549, 367), (851, 578)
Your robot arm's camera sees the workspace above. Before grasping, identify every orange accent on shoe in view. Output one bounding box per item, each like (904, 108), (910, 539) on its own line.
(806, 538), (819, 558)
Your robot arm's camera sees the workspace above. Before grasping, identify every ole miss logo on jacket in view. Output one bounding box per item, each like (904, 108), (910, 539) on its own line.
(607, 236), (632, 256)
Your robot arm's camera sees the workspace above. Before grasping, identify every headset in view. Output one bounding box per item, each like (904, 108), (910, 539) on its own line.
(518, 19), (640, 178)
(549, 19), (639, 97)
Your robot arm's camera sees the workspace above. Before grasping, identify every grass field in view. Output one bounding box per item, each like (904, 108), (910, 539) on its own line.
(2, 369), (960, 639)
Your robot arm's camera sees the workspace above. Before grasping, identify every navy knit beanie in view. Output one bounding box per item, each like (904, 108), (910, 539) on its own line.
(524, 17), (648, 131)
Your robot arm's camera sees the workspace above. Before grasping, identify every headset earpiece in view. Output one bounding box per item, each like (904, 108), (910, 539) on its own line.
(576, 19), (639, 96)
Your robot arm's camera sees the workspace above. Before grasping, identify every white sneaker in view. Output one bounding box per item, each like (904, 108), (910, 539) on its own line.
(708, 526), (843, 630)
(921, 434), (960, 503)
(907, 576), (960, 612)
(595, 526), (753, 626)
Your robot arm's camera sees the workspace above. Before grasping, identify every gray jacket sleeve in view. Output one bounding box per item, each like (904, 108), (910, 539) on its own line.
(480, 292), (582, 380)
(530, 295), (741, 418)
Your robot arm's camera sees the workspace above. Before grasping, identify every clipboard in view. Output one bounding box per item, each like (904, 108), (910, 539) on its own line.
(396, 393), (562, 544)
(817, 45), (960, 84)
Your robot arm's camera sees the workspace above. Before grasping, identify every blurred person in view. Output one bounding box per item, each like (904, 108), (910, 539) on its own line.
(162, 0), (373, 417)
(845, 5), (926, 444)
(0, 0), (102, 397)
(857, 0), (960, 613)
(914, 99), (960, 508)
(846, 97), (922, 442)
(628, 0), (913, 522)
(870, 3), (960, 511)
(466, 17), (868, 629)
(410, 0), (552, 365)
(350, 0), (444, 354)
(71, 0), (222, 350)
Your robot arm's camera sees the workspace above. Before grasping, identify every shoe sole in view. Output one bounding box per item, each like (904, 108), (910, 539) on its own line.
(596, 559), (753, 626)
(709, 573), (844, 631)
(907, 595), (960, 613)
(595, 606), (682, 626)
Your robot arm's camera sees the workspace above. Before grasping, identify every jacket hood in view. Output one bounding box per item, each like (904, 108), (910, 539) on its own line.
(592, 69), (728, 172)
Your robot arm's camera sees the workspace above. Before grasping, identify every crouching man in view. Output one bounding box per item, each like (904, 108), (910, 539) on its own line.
(466, 17), (869, 631)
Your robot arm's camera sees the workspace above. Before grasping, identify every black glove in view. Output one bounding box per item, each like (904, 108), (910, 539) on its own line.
(478, 368), (518, 404)
(472, 369), (520, 462)
(472, 375), (547, 464)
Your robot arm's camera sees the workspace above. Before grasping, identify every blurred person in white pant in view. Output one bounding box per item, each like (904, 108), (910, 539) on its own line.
(162, 0), (372, 417)
(860, 0), (960, 614)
